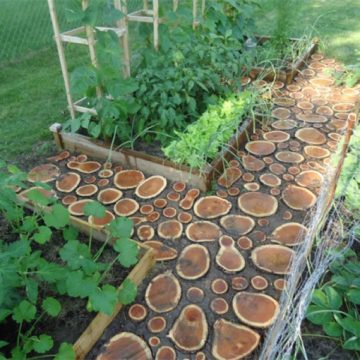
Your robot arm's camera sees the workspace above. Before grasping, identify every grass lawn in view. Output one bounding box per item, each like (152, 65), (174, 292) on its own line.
(0, 0), (359, 160)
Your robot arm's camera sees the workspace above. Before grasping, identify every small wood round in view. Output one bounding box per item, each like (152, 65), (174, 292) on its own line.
(158, 220), (183, 240)
(167, 191), (180, 202)
(155, 346), (176, 360)
(163, 207), (177, 218)
(84, 175), (96, 184)
(146, 211), (161, 223)
(172, 181), (186, 193)
(258, 218), (269, 227)
(272, 107), (291, 120)
(136, 176), (167, 199)
(97, 178), (110, 187)
(211, 278), (228, 295)
(251, 230), (266, 242)
(263, 156), (274, 164)
(282, 210), (293, 220)
(251, 275), (269, 290)
(114, 198), (139, 217)
(269, 163), (286, 175)
(76, 184), (98, 197)
(242, 172), (255, 182)
(98, 169), (113, 178)
(270, 188), (281, 196)
(137, 225), (155, 241)
(76, 154), (88, 162)
(148, 316), (167, 333)
(153, 198), (167, 209)
(186, 287), (205, 303)
(210, 298), (229, 315)
(244, 182), (260, 191)
(237, 236), (253, 250)
(97, 188), (123, 205)
(216, 189), (228, 198)
(140, 204), (154, 215)
(88, 211), (115, 228)
(283, 174), (294, 181)
(195, 352), (206, 360)
(288, 166), (300, 175)
(231, 276), (248, 291)
(194, 196), (232, 219)
(62, 195), (77, 206)
(149, 336), (160, 347)
(274, 278), (287, 291)
(128, 304), (147, 322)
(144, 241), (178, 261)
(177, 212), (193, 224)
(259, 173), (281, 187)
(179, 188), (200, 210)
(68, 199), (93, 216)
(227, 187), (240, 196)
(56, 172), (81, 193)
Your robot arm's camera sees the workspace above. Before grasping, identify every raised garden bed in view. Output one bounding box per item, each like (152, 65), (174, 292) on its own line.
(50, 118), (254, 192)
(249, 36), (319, 84)
(15, 195), (156, 360)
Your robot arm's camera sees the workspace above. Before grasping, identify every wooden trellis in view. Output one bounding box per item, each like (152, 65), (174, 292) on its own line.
(48, 0), (206, 119)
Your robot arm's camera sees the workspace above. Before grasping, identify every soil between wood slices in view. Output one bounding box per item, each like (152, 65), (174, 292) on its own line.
(0, 213), (132, 357)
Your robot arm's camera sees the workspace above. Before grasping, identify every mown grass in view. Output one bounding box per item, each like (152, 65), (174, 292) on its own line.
(0, 0), (359, 160)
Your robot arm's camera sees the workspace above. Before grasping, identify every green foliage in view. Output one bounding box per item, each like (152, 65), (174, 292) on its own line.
(163, 90), (260, 168)
(328, 52), (360, 88)
(307, 249), (360, 352)
(0, 164), (138, 358)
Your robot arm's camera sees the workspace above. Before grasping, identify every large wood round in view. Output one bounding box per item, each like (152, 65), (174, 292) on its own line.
(114, 198), (139, 216)
(282, 185), (317, 210)
(295, 170), (324, 188)
(245, 141), (276, 156)
(97, 188), (123, 205)
(135, 176), (167, 199)
(251, 244), (295, 274)
(194, 196), (232, 219)
(158, 220), (183, 240)
(232, 292), (279, 328)
(28, 164), (60, 183)
(272, 107), (291, 120)
(271, 119), (297, 130)
(271, 222), (308, 246)
(176, 244), (210, 280)
(216, 236), (245, 273)
(275, 151), (304, 164)
(220, 215), (255, 236)
(304, 146), (330, 159)
(296, 113), (328, 123)
(242, 155), (265, 172)
(212, 319), (260, 360)
(238, 192), (278, 217)
(114, 170), (145, 189)
(263, 131), (290, 143)
(145, 272), (181, 313)
(56, 172), (81, 193)
(295, 128), (326, 145)
(186, 221), (222, 242)
(168, 305), (208, 352)
(97, 332), (152, 360)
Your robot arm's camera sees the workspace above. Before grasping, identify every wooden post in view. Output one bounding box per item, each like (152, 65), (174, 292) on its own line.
(192, 0), (198, 29)
(47, 0), (76, 119)
(173, 0), (179, 11)
(143, 0), (149, 11)
(114, 0), (131, 77)
(153, 0), (159, 50)
(82, 0), (102, 97)
(201, 0), (206, 17)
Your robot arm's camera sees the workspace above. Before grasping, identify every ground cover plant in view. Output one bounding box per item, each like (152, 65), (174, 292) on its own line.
(0, 162), (138, 359)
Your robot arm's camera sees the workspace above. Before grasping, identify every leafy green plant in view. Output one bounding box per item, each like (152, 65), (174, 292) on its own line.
(328, 54), (360, 88)
(306, 249), (360, 352)
(163, 89), (263, 168)
(0, 162), (138, 359)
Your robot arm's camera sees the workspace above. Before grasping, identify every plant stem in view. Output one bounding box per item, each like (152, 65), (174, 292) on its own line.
(301, 333), (341, 342)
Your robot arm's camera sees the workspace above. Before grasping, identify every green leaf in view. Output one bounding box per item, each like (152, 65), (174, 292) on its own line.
(336, 316), (360, 337)
(324, 286), (342, 310)
(33, 226), (52, 244)
(343, 336), (360, 351)
(12, 300), (36, 323)
(25, 278), (39, 304)
(63, 226), (79, 242)
(42, 297), (61, 317)
(306, 305), (333, 325)
(90, 285), (118, 315)
(0, 341), (9, 349)
(83, 201), (106, 218)
(114, 239), (139, 268)
(55, 343), (75, 360)
(64, 271), (98, 298)
(25, 188), (53, 206)
(118, 279), (137, 305)
(323, 321), (343, 337)
(43, 204), (69, 229)
(32, 334), (54, 354)
(347, 288), (360, 305)
(311, 289), (329, 308)
(107, 217), (133, 239)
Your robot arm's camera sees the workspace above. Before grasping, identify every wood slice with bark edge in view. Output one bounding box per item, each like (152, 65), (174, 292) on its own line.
(238, 192), (278, 217)
(237, 236), (253, 250)
(88, 210), (115, 228)
(68, 199), (94, 216)
(232, 292), (280, 328)
(216, 235), (245, 273)
(47, 150), (70, 162)
(296, 113), (328, 123)
(158, 220), (183, 240)
(273, 97), (296, 107)
(186, 221), (222, 242)
(271, 119), (297, 130)
(242, 172), (255, 182)
(251, 275), (269, 290)
(295, 170), (324, 188)
(135, 175), (167, 199)
(137, 225), (155, 241)
(62, 195), (77, 206)
(211, 278), (228, 295)
(56, 172), (81, 193)
(75, 161), (102, 174)
(163, 207), (177, 218)
(176, 244), (210, 280)
(309, 77), (334, 87)
(231, 276), (248, 291)
(193, 196), (232, 219)
(251, 244), (295, 274)
(168, 304), (208, 352)
(173, 181), (186, 193)
(148, 316), (167, 333)
(84, 175), (96, 184)
(178, 212), (193, 224)
(316, 106), (334, 116)
(263, 131), (290, 143)
(28, 164), (60, 183)
(297, 101), (314, 110)
(19, 187), (57, 205)
(295, 128), (327, 145)
(140, 204), (154, 215)
(76, 154), (88, 162)
(271, 222), (308, 246)
(147, 211), (161, 223)
(217, 189), (228, 198)
(114, 198), (139, 217)
(304, 146), (330, 159)
(272, 107), (291, 120)
(179, 188), (200, 210)
(114, 170), (145, 190)
(212, 319), (260, 360)
(153, 198), (168, 209)
(98, 169), (113, 179)
(274, 278), (287, 291)
(245, 141), (276, 156)
(167, 191), (181, 202)
(97, 188), (123, 205)
(210, 298), (229, 315)
(144, 241), (178, 261)
(155, 346), (176, 360)
(145, 272), (181, 313)
(228, 187), (240, 196)
(96, 332), (152, 360)
(282, 185), (317, 210)
(220, 215), (255, 237)
(128, 304), (147, 322)
(259, 173), (281, 187)
(244, 183), (260, 191)
(242, 155), (265, 172)
(218, 167), (242, 188)
(275, 151), (305, 164)
(148, 336), (160, 347)
(76, 184), (98, 197)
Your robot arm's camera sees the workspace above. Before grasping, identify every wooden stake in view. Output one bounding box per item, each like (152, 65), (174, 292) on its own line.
(173, 0), (179, 11)
(47, 0), (76, 119)
(153, 0), (159, 50)
(193, 0), (198, 29)
(201, 0), (206, 17)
